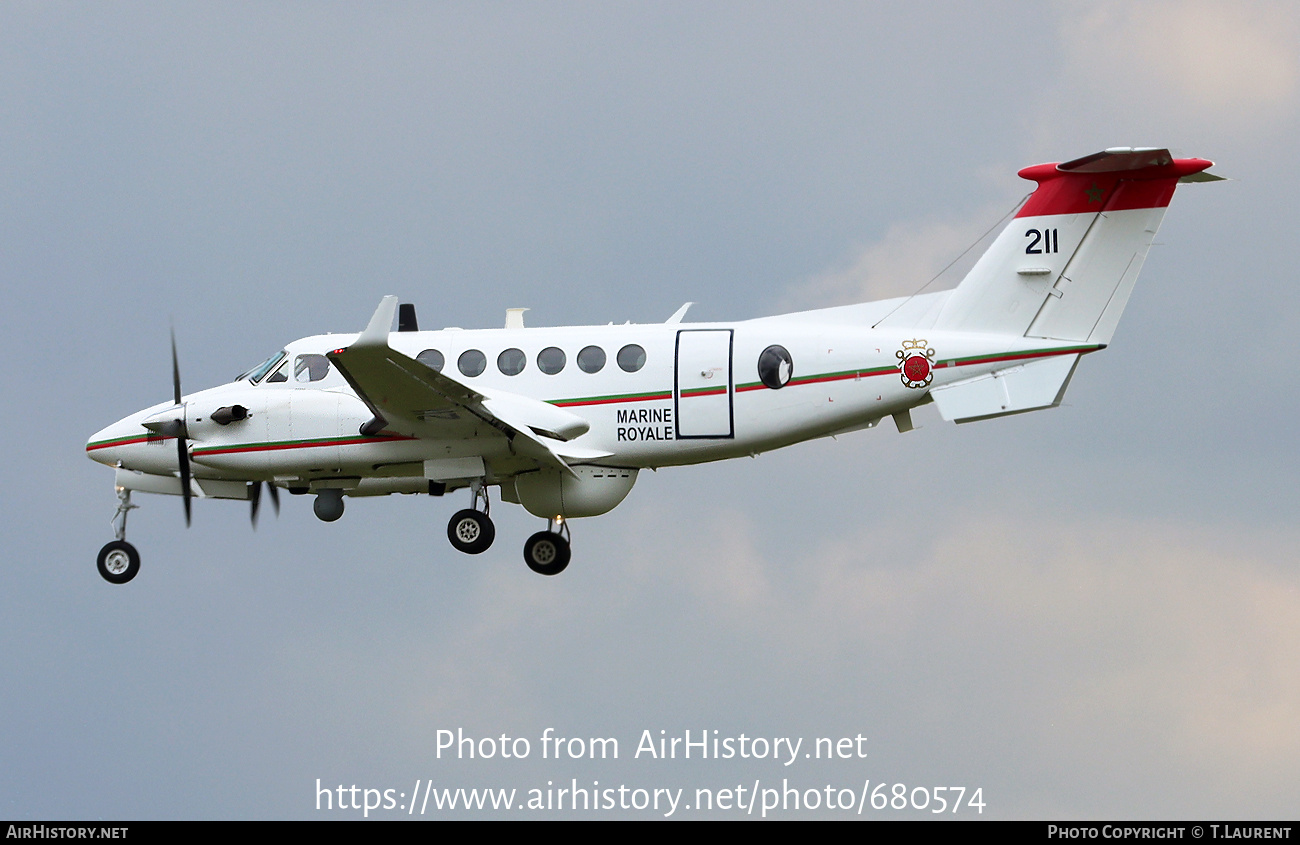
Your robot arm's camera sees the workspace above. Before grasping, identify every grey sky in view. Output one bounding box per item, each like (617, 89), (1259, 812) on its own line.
(3, 1), (1297, 818)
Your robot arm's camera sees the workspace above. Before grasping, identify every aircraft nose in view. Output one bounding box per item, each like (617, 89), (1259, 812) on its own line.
(86, 416), (146, 467)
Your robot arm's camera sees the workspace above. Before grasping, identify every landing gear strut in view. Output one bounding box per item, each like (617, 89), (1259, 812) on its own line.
(97, 487), (141, 584)
(447, 483), (495, 554)
(524, 517), (571, 576)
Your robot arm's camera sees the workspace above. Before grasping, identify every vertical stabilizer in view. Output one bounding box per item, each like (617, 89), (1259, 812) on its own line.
(933, 149), (1214, 341)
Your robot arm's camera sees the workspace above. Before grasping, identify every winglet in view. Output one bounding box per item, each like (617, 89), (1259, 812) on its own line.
(356, 296), (399, 347)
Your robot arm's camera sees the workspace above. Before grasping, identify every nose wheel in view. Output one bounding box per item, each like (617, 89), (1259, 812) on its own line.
(97, 540), (140, 584)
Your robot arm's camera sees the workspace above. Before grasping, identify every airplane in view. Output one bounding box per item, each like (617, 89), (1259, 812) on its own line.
(86, 147), (1220, 583)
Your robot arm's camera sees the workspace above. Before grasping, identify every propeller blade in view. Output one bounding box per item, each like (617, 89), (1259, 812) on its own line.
(170, 328), (183, 407)
(171, 326), (191, 526)
(250, 481), (261, 528)
(249, 482), (280, 528)
(177, 435), (192, 527)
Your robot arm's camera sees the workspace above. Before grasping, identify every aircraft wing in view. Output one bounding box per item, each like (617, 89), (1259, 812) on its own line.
(326, 297), (608, 476)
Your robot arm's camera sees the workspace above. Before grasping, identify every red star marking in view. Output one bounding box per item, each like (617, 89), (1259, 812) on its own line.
(903, 355), (930, 382)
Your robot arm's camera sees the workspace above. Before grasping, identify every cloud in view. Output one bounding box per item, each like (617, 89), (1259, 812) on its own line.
(1059, 1), (1300, 131)
(781, 204), (1017, 310)
(603, 507), (1300, 812)
(405, 501), (1300, 791)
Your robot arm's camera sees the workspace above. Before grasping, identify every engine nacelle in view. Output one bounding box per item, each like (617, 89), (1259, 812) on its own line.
(508, 465), (638, 519)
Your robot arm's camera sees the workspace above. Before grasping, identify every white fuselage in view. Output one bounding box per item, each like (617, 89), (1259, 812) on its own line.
(87, 296), (1095, 492)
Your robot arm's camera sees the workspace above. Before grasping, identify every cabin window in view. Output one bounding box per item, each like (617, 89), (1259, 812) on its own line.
(537, 346), (566, 375)
(498, 348), (526, 376)
(458, 349), (486, 377)
(617, 344), (646, 373)
(577, 345), (606, 374)
(417, 349), (445, 372)
(757, 345), (793, 389)
(294, 354), (330, 383)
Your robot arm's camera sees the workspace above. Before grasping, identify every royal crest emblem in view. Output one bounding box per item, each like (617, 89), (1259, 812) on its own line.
(896, 339), (935, 389)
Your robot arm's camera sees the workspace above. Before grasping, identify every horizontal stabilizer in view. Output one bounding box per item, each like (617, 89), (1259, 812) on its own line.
(931, 353), (1079, 424)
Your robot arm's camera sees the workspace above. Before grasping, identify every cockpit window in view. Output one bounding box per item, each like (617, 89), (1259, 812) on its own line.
(265, 361), (288, 383)
(242, 351), (286, 384)
(294, 354), (331, 383)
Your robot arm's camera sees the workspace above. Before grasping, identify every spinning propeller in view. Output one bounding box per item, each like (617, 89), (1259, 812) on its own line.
(171, 330), (194, 526)
(248, 480), (280, 528)
(147, 330), (280, 528)
(138, 328), (194, 526)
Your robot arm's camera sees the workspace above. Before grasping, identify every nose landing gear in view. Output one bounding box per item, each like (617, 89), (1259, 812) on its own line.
(97, 487), (141, 584)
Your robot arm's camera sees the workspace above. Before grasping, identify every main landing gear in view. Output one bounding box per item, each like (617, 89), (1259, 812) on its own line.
(442, 486), (572, 575)
(97, 487), (141, 584)
(524, 518), (571, 576)
(447, 483), (495, 554)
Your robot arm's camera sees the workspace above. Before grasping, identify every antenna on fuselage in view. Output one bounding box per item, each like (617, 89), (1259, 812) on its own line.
(665, 302), (694, 324)
(397, 303), (419, 332)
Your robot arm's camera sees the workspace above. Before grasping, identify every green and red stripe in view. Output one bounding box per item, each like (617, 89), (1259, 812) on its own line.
(550, 389), (672, 408)
(732, 345), (1096, 393)
(679, 386), (728, 398)
(191, 433), (414, 457)
(934, 344), (1098, 370)
(86, 433), (173, 452)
